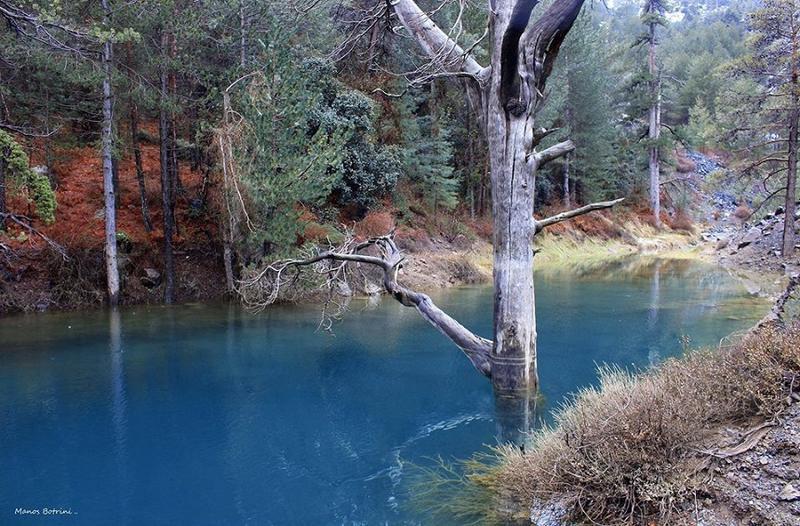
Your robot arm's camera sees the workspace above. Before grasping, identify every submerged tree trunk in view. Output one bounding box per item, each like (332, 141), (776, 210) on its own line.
(160, 32), (176, 304)
(647, 17), (662, 228)
(391, 0), (588, 395)
(101, 0), (120, 306)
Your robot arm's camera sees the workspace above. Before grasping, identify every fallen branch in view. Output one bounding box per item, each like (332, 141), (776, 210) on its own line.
(0, 213), (68, 260)
(758, 275), (800, 328)
(535, 198), (625, 233)
(698, 421), (775, 459)
(240, 232), (492, 376)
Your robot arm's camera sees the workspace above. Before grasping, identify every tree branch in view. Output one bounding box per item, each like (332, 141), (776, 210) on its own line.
(521, 0), (586, 94)
(534, 139), (575, 167)
(532, 126), (560, 146)
(241, 233), (493, 376)
(0, 1), (97, 57)
(0, 213), (68, 260)
(389, 0), (488, 81)
(535, 198), (625, 233)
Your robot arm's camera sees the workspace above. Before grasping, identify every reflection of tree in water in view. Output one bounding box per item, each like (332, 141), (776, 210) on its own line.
(109, 308), (131, 519)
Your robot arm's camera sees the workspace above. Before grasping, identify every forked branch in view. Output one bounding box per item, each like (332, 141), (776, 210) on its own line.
(535, 198), (625, 233)
(241, 233), (493, 376)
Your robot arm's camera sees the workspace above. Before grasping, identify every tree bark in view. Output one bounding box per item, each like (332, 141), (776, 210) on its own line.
(784, 108), (798, 258)
(0, 147), (7, 231)
(160, 31), (176, 304)
(563, 152), (571, 208)
(239, 0), (247, 68)
(101, 0), (120, 306)
(130, 102), (153, 232)
(647, 15), (662, 228)
(783, 28), (799, 258)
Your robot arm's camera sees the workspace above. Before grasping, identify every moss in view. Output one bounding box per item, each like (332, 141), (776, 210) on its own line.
(0, 130), (57, 224)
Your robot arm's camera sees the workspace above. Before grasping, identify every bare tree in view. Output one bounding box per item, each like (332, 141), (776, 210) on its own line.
(251, 0), (622, 396)
(101, 0), (120, 305)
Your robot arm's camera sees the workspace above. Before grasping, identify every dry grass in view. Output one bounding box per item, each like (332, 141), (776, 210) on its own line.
(734, 205), (752, 220)
(485, 325), (800, 525)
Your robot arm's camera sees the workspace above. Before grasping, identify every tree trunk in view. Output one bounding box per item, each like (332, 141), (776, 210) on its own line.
(130, 102), (153, 232)
(784, 31), (799, 258)
(648, 18), (662, 228)
(160, 32), (176, 304)
(0, 147), (7, 231)
(563, 152), (571, 208)
(485, 6), (537, 395)
(386, 0), (587, 397)
(239, 0), (247, 68)
(784, 108), (798, 258)
(102, 0), (120, 306)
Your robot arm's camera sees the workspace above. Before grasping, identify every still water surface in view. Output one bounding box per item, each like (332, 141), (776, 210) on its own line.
(0, 258), (769, 525)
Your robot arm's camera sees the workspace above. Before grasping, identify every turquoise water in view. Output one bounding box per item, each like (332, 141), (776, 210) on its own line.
(0, 258), (768, 525)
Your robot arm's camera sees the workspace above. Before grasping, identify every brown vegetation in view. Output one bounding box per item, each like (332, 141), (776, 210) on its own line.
(734, 204), (752, 220)
(463, 325), (800, 525)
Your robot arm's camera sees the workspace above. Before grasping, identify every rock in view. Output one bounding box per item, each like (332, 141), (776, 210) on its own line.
(531, 498), (568, 526)
(363, 280), (382, 296)
(141, 268), (161, 288)
(778, 483), (800, 501)
(335, 279), (352, 297)
(716, 238), (729, 251)
(738, 227), (763, 249)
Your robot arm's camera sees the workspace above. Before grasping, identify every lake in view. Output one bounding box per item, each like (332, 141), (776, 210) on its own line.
(0, 258), (770, 525)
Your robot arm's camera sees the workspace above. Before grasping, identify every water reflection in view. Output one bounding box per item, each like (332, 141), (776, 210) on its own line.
(109, 308), (130, 524)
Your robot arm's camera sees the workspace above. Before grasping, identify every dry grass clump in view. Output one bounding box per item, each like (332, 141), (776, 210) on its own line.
(489, 325), (800, 525)
(733, 204), (752, 220)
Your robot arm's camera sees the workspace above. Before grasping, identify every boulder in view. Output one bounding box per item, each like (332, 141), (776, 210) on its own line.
(141, 268), (161, 288)
(737, 227), (762, 249)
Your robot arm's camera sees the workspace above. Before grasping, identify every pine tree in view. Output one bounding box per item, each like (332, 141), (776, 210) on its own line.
(728, 0), (800, 257)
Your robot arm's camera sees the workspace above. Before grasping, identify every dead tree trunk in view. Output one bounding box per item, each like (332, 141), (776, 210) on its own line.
(254, 0), (618, 399)
(101, 0), (119, 306)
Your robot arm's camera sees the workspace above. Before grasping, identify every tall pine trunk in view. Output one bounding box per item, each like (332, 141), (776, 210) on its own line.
(0, 147), (7, 230)
(160, 32), (176, 304)
(563, 152), (571, 208)
(783, 35), (799, 258)
(101, 0), (120, 305)
(129, 102), (153, 232)
(784, 108), (798, 257)
(648, 18), (662, 228)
